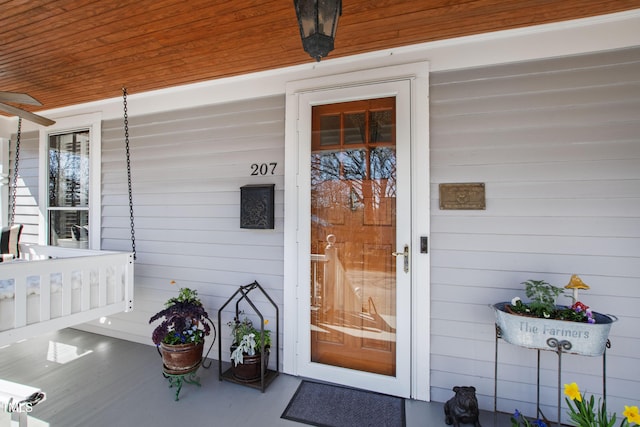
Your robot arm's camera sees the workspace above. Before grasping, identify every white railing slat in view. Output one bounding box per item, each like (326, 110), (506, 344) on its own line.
(13, 275), (27, 328)
(0, 244), (134, 346)
(40, 273), (51, 321)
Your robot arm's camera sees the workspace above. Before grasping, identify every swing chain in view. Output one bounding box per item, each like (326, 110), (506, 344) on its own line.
(10, 118), (21, 227)
(122, 87), (137, 260)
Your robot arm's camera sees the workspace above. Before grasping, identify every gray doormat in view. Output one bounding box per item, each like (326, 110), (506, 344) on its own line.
(281, 380), (405, 427)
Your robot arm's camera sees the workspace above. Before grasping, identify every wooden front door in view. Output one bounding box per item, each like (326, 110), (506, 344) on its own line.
(294, 77), (412, 398)
(310, 97), (398, 376)
(289, 64), (430, 399)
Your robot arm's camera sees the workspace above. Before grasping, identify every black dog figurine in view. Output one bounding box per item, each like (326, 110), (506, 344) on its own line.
(444, 386), (482, 427)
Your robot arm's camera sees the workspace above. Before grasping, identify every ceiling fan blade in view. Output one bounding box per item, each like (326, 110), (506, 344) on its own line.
(0, 102), (56, 126)
(0, 91), (42, 106)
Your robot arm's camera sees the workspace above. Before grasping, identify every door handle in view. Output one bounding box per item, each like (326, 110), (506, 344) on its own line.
(392, 244), (409, 273)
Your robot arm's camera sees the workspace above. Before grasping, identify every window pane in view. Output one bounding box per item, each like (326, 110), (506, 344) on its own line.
(49, 131), (90, 207)
(311, 151), (341, 183)
(369, 109), (394, 143)
(49, 210), (89, 248)
(370, 146), (396, 181)
(344, 112), (365, 145)
(319, 115), (341, 146)
(343, 149), (366, 180)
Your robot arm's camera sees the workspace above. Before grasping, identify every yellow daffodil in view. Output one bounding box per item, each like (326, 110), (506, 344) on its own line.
(564, 382), (582, 402)
(563, 381), (638, 427)
(624, 405), (640, 424)
(264, 319), (269, 325)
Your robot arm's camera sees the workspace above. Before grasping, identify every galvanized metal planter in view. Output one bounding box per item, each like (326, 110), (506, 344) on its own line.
(492, 302), (616, 356)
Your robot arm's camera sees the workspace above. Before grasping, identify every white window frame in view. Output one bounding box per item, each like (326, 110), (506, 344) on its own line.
(38, 113), (102, 249)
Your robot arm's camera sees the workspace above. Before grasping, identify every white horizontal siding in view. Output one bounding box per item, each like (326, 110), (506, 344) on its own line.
(7, 131), (39, 243)
(83, 95), (285, 365)
(5, 45), (637, 417)
(429, 46), (640, 422)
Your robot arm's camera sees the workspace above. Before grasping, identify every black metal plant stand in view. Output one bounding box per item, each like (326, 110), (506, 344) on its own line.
(494, 325), (610, 427)
(218, 281), (279, 392)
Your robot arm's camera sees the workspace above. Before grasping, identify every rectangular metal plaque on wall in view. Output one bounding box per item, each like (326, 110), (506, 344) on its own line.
(439, 183), (486, 210)
(240, 184), (275, 229)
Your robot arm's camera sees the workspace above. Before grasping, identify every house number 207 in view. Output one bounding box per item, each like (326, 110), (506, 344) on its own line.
(251, 162), (277, 175)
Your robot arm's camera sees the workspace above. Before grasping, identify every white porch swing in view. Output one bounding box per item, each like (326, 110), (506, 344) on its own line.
(0, 91), (136, 347)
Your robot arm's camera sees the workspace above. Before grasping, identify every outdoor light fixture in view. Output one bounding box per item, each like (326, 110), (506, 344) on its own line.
(294, 0), (342, 62)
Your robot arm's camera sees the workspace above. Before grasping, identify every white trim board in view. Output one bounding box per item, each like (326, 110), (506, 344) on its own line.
(3, 9), (639, 136)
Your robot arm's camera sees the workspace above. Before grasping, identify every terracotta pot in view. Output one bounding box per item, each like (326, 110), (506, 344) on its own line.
(160, 341), (204, 374)
(230, 347), (270, 382)
(492, 302), (616, 356)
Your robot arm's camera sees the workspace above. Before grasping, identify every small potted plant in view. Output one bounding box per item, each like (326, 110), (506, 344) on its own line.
(149, 285), (212, 373)
(492, 275), (616, 356)
(507, 278), (595, 322)
(227, 313), (271, 382)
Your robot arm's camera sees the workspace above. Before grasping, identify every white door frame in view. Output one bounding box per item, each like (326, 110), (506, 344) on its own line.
(283, 61), (431, 401)
(298, 80), (412, 397)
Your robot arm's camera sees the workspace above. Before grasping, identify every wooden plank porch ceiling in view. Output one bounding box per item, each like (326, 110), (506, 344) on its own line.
(0, 0), (637, 114)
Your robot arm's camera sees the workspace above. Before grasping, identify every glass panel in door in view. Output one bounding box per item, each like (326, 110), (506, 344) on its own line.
(310, 97), (397, 376)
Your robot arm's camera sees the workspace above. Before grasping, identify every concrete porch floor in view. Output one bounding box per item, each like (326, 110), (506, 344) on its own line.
(0, 329), (511, 426)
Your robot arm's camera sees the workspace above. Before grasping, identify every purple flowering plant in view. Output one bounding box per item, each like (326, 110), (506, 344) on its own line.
(149, 285), (211, 345)
(511, 410), (548, 427)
